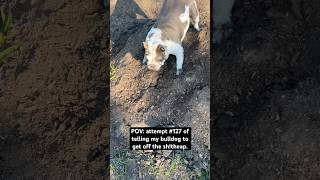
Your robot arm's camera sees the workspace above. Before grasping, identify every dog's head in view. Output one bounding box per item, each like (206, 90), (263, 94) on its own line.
(143, 41), (169, 71)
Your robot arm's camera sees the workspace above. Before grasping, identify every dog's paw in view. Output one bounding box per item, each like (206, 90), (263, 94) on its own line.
(194, 24), (201, 32)
(176, 68), (183, 76)
(142, 57), (147, 65)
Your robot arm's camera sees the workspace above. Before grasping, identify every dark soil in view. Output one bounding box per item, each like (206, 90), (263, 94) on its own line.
(212, 0), (320, 179)
(0, 0), (108, 179)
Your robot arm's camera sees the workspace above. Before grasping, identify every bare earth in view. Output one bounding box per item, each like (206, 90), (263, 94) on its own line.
(0, 0), (108, 179)
(213, 0), (320, 179)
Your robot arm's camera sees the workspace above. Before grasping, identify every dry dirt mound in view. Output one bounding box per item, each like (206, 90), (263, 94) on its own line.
(110, 0), (210, 179)
(0, 0), (108, 179)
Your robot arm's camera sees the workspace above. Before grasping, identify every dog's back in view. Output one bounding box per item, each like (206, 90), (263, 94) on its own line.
(153, 0), (191, 43)
(158, 0), (188, 18)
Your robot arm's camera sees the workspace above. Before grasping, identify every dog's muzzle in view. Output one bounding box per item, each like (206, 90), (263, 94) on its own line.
(148, 64), (161, 71)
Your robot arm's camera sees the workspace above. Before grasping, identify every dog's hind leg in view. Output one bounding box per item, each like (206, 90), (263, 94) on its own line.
(190, 0), (201, 31)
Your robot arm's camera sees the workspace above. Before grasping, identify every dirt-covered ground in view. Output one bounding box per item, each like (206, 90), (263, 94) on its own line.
(0, 0), (108, 179)
(110, 0), (210, 179)
(213, 0), (320, 179)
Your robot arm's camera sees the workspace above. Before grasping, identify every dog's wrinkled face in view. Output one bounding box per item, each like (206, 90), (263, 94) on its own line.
(143, 42), (169, 71)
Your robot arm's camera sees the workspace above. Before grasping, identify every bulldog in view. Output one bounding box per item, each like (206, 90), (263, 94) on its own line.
(142, 0), (201, 76)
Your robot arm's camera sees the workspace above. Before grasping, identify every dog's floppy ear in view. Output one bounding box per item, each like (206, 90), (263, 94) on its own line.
(142, 42), (148, 49)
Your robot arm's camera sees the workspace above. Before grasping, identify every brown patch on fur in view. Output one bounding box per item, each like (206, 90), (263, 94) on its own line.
(156, 44), (166, 60)
(143, 42), (148, 49)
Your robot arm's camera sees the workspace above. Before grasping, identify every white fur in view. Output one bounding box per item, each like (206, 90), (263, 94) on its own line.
(179, 5), (190, 41)
(193, 1), (200, 30)
(146, 27), (162, 42)
(164, 40), (184, 72)
(143, 28), (163, 65)
(143, 28), (184, 74)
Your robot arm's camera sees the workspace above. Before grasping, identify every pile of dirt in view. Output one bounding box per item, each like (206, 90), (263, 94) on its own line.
(0, 0), (108, 179)
(212, 0), (320, 179)
(110, 0), (210, 179)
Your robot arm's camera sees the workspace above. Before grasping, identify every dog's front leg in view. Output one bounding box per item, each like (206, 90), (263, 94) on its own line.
(190, 0), (201, 31)
(175, 45), (184, 76)
(142, 56), (147, 64)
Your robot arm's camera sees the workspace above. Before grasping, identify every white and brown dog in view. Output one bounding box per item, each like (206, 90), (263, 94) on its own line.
(142, 0), (200, 76)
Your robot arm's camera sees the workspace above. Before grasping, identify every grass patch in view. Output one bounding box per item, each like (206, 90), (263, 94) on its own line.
(145, 154), (192, 179)
(198, 169), (210, 180)
(110, 152), (128, 180)
(0, 4), (17, 64)
(110, 153), (209, 179)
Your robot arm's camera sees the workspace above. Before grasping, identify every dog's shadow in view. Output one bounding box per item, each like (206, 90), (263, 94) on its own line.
(111, 0), (157, 62)
(111, 0), (148, 19)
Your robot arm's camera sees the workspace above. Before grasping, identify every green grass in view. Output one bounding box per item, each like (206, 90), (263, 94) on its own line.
(0, 45), (17, 62)
(110, 152), (128, 180)
(0, 5), (16, 64)
(1, 5), (12, 34)
(110, 153), (209, 180)
(198, 169), (210, 180)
